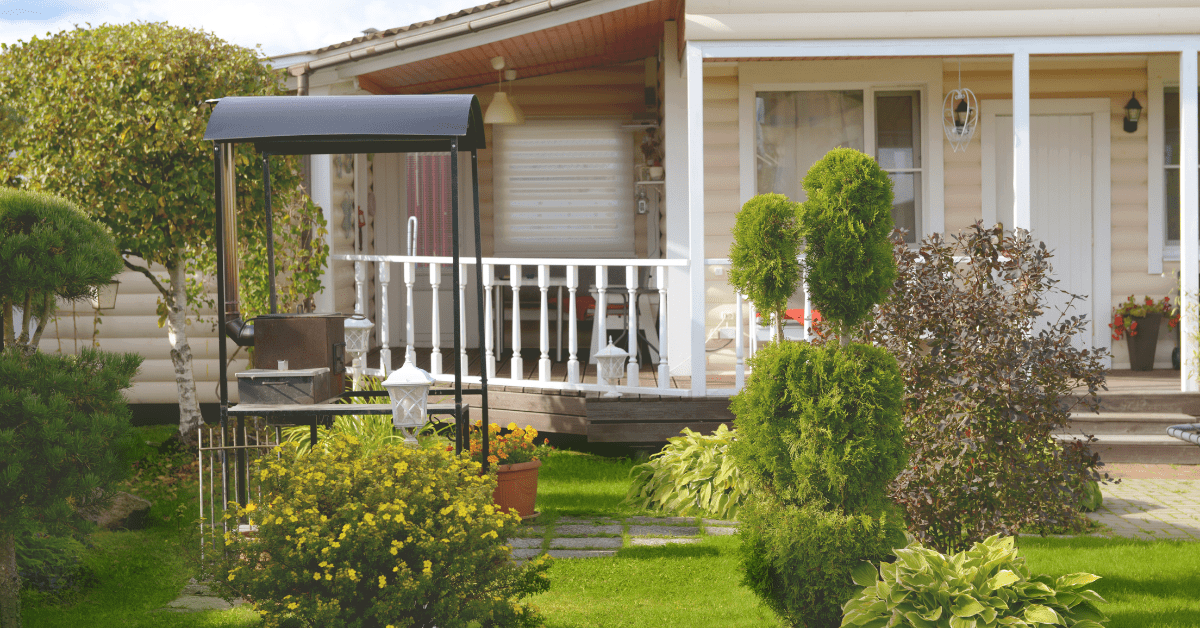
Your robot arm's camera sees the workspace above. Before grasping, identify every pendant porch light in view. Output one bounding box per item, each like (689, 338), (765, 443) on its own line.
(943, 61), (978, 152)
(484, 57), (525, 125)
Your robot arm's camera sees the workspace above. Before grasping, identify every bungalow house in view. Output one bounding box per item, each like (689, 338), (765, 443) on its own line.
(44, 1), (1200, 441)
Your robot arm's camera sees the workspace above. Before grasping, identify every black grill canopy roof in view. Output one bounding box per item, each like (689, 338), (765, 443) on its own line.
(203, 94), (485, 154)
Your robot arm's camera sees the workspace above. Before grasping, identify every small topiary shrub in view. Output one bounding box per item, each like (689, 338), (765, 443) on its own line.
(729, 193), (802, 339)
(625, 424), (750, 520)
(730, 341), (906, 514)
(210, 434), (551, 628)
(841, 535), (1108, 628)
(741, 498), (907, 628)
(798, 148), (896, 333)
(16, 533), (93, 599)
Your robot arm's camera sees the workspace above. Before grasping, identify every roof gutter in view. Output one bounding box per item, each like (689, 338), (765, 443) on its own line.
(287, 0), (593, 88)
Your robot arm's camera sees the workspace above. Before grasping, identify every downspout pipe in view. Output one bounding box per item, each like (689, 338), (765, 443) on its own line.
(218, 142), (255, 347)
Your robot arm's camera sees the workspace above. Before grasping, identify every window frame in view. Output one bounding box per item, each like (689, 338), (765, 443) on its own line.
(740, 74), (940, 245)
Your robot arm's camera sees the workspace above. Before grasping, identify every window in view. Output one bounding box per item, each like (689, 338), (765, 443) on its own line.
(1163, 88), (1198, 248)
(493, 119), (634, 258)
(405, 153), (452, 256)
(756, 89), (923, 243)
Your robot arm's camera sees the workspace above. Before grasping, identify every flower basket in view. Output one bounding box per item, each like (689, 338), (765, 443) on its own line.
(1124, 313), (1162, 371)
(493, 459), (541, 520)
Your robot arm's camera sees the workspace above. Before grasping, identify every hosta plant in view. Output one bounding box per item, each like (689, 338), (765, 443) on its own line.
(841, 535), (1108, 628)
(625, 424), (750, 520)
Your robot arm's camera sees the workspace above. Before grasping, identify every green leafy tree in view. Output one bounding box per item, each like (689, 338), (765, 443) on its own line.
(0, 189), (140, 628)
(799, 148), (897, 336)
(0, 23), (326, 442)
(729, 193), (802, 340)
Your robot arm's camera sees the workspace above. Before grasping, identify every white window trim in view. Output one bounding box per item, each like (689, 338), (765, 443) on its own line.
(736, 60), (944, 240)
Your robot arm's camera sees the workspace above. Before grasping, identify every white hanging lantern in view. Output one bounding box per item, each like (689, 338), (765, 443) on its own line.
(943, 61), (978, 153)
(593, 340), (629, 398)
(381, 360), (434, 445)
(91, 280), (120, 311)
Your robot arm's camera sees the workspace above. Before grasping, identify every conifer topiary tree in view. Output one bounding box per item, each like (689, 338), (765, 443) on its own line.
(731, 148), (906, 627)
(728, 193), (802, 340)
(0, 188), (140, 628)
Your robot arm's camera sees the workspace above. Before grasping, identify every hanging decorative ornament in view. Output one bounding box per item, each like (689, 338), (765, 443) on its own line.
(942, 61), (978, 152)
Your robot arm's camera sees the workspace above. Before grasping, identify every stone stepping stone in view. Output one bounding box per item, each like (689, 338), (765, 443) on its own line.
(702, 518), (738, 526)
(705, 526), (737, 536)
(513, 525), (545, 538)
(554, 524), (622, 536)
(627, 525), (700, 537)
(626, 516), (697, 525)
(557, 516), (621, 525)
(630, 537), (700, 547)
(512, 548), (544, 560)
(510, 538), (542, 549)
(547, 549), (617, 559)
(159, 582), (243, 613)
(550, 536), (623, 549)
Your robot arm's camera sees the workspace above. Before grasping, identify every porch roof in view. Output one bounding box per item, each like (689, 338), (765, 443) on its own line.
(203, 94), (486, 153)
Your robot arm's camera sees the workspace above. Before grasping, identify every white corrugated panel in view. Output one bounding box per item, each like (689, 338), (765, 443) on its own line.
(493, 119), (634, 257)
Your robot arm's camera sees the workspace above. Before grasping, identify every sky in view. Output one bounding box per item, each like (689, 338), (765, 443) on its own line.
(0, 0), (479, 57)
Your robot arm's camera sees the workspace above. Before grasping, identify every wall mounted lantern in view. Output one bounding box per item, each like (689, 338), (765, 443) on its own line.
(382, 359), (434, 445)
(1124, 92), (1143, 133)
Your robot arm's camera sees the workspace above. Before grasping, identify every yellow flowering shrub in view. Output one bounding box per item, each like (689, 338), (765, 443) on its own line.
(208, 433), (551, 628)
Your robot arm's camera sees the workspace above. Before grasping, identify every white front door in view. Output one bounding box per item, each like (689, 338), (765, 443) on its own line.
(983, 99), (1111, 354)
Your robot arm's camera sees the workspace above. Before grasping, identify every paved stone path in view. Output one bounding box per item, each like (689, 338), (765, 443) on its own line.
(1087, 478), (1200, 540)
(510, 515), (738, 560)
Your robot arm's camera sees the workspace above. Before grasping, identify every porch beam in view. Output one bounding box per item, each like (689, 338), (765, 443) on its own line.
(1181, 49), (1199, 392)
(1012, 52), (1031, 230)
(685, 41), (707, 398)
(697, 35), (1200, 59)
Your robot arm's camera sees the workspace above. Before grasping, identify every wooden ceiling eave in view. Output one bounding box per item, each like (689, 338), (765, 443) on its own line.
(351, 0), (677, 95)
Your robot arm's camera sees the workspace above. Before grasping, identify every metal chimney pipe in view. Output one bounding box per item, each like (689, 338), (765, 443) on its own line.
(220, 143), (254, 346)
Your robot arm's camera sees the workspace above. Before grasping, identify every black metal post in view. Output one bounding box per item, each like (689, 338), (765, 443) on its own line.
(451, 138), (472, 465)
(213, 143), (231, 509)
(262, 153), (278, 314)
(471, 149), (490, 467)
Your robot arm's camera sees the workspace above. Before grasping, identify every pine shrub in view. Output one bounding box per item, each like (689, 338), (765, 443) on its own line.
(798, 148), (896, 332)
(729, 193), (802, 337)
(210, 434), (550, 628)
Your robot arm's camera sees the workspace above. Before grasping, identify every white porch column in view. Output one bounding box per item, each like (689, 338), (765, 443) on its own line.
(311, 154), (335, 313)
(663, 21), (692, 383)
(1012, 51), (1031, 230)
(685, 42), (706, 397)
(1181, 49), (1199, 392)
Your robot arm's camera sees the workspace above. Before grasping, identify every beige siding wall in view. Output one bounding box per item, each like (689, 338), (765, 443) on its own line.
(36, 261), (249, 404)
(702, 65), (742, 333)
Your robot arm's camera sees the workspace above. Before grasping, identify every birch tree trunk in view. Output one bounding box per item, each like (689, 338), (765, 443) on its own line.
(0, 530), (19, 628)
(165, 258), (203, 442)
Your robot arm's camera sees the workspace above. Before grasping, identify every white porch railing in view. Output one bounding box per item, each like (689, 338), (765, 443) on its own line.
(703, 257), (816, 397)
(335, 255), (690, 397)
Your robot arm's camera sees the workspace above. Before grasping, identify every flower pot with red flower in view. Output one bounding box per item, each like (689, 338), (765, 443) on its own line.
(1110, 295), (1179, 371)
(468, 421), (552, 520)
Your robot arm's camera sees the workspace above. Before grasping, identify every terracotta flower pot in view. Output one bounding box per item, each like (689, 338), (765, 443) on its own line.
(492, 459), (540, 520)
(1125, 313), (1162, 371)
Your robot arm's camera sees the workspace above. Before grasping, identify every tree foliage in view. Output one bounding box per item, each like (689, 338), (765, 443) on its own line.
(0, 189), (123, 352)
(799, 148), (896, 332)
(850, 224), (1108, 552)
(729, 193), (801, 338)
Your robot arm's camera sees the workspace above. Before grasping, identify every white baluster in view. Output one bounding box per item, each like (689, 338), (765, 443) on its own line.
(353, 262), (366, 382)
(803, 279), (812, 342)
(378, 263), (391, 376)
(483, 264), (495, 380)
(657, 265), (669, 390)
(429, 263), (442, 375)
(734, 290), (745, 391)
(626, 265), (639, 387)
(567, 265), (580, 384)
(509, 265), (523, 379)
(459, 263), (468, 371)
(594, 265), (608, 386)
(538, 265), (551, 382)
(404, 260), (416, 365)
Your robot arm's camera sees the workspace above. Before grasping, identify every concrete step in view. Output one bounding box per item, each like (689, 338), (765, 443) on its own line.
(1086, 391), (1200, 415)
(1062, 412), (1195, 436)
(1055, 433), (1200, 465)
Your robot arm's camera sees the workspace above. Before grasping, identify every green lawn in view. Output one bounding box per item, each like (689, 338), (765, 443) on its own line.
(19, 432), (1200, 627)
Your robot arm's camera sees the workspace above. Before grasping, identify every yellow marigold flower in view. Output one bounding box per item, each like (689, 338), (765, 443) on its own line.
(287, 602), (299, 610)
(244, 503), (257, 513)
(379, 575), (387, 589)
(506, 422), (518, 431)
(423, 560), (433, 575)
(390, 547), (398, 556)
(325, 573), (332, 580)
(275, 517), (283, 525)
(487, 455), (499, 464)
(314, 572), (322, 581)
(227, 573), (236, 581)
